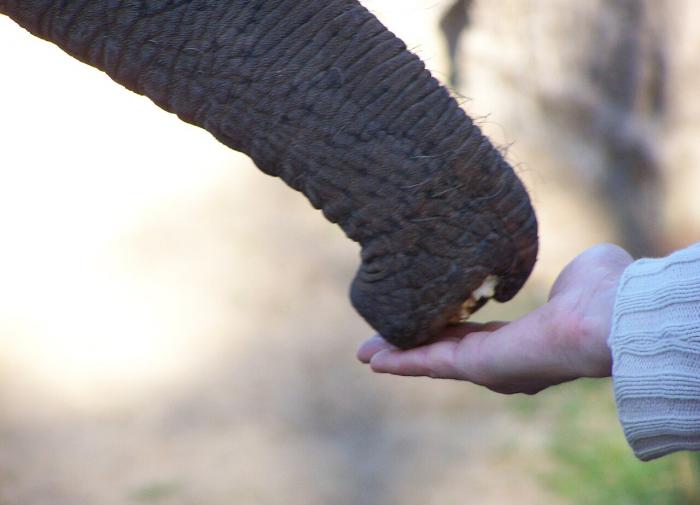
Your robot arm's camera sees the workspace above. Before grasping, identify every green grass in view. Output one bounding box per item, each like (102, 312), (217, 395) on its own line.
(521, 380), (700, 505)
(130, 480), (182, 503)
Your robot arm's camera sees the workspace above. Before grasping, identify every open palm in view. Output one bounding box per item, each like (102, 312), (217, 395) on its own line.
(357, 244), (633, 394)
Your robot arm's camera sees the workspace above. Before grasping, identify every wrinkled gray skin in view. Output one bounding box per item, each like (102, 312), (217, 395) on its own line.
(0, 0), (538, 349)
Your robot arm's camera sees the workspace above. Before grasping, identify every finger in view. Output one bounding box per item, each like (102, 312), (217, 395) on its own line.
(441, 320), (508, 339)
(369, 339), (462, 379)
(357, 335), (395, 363)
(549, 244), (633, 300)
(357, 322), (502, 363)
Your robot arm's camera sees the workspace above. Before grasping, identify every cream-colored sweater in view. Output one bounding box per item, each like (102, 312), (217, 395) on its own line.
(609, 242), (700, 461)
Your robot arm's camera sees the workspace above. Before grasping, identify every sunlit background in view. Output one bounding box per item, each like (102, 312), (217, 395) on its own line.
(1, 1), (700, 503)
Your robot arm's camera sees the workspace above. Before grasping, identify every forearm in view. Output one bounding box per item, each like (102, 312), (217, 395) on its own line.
(609, 242), (700, 461)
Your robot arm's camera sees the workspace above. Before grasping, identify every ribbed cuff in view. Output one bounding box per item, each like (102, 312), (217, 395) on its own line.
(608, 243), (700, 461)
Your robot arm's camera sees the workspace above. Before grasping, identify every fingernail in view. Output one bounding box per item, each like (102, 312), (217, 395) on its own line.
(369, 349), (391, 371)
(357, 335), (391, 363)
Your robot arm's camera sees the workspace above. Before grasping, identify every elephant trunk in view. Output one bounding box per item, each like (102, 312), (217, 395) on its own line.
(1, 0), (538, 348)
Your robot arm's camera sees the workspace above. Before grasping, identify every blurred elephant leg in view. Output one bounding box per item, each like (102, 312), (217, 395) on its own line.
(536, 0), (667, 256)
(439, 0), (474, 89)
(587, 0), (667, 256)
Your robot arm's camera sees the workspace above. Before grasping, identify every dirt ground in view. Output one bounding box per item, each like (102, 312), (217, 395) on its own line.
(0, 154), (560, 504)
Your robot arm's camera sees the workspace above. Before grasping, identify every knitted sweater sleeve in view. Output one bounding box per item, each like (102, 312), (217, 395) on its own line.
(608, 242), (700, 461)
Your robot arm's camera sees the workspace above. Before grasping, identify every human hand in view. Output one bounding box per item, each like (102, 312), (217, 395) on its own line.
(357, 244), (633, 394)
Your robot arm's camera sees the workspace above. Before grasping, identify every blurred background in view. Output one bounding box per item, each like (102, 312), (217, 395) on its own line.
(1, 1), (700, 503)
